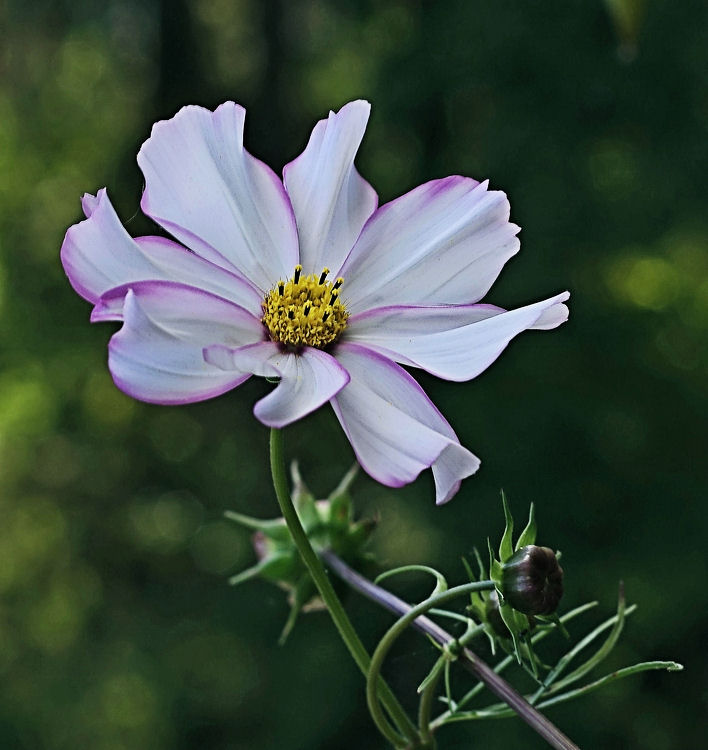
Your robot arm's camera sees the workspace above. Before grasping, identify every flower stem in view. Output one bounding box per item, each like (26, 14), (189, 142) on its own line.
(322, 549), (581, 750)
(268, 429), (420, 749)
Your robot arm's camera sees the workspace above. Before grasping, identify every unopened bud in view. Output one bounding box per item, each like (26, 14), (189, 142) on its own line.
(501, 545), (563, 615)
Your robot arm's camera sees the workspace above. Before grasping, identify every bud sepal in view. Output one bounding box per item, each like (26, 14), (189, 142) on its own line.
(225, 462), (376, 642)
(465, 494), (564, 669)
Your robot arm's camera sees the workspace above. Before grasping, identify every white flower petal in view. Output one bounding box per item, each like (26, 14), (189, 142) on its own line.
(109, 287), (260, 404)
(331, 344), (480, 504)
(338, 177), (520, 313)
(283, 100), (377, 276)
(202, 340), (281, 377)
(61, 188), (163, 304)
(94, 280), (265, 342)
(204, 342), (350, 428)
(60, 189), (263, 314)
(134, 236), (263, 314)
(345, 292), (570, 381)
(138, 102), (299, 291)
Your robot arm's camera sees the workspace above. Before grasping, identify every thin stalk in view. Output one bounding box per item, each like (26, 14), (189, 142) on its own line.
(322, 549), (581, 750)
(269, 429), (419, 749)
(365, 580), (494, 746)
(417, 664), (442, 748)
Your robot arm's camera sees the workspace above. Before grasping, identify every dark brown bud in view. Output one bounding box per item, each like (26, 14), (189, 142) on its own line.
(501, 545), (563, 615)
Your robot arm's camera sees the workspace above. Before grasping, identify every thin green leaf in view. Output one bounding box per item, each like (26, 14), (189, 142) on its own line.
(460, 555), (485, 609)
(417, 655), (446, 694)
(533, 594), (635, 702)
(522, 630), (540, 680)
(460, 556), (475, 583)
(444, 657), (456, 713)
(472, 547), (487, 580)
(436, 660), (684, 726)
(544, 612), (570, 639)
(536, 661), (684, 710)
(375, 564), (448, 595)
(498, 490), (514, 562)
(452, 601), (600, 713)
(515, 503), (537, 550)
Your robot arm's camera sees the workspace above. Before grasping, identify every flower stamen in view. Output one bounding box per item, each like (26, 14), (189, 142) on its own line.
(262, 266), (349, 350)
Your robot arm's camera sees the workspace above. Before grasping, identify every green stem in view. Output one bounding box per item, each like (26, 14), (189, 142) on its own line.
(321, 551), (581, 750)
(269, 428), (419, 749)
(417, 663), (442, 748)
(366, 581), (495, 744)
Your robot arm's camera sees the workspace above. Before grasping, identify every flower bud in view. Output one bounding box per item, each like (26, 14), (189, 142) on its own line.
(501, 545), (563, 615)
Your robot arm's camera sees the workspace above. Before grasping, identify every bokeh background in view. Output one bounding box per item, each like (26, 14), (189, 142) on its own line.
(1, 0), (706, 748)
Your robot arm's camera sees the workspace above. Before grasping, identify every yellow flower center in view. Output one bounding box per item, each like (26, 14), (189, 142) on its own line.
(262, 265), (348, 350)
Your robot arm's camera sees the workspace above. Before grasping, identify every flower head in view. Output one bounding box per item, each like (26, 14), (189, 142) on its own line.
(61, 100), (569, 504)
(501, 545), (564, 616)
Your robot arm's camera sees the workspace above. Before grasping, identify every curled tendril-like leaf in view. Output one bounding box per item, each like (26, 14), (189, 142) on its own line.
(375, 564), (449, 596)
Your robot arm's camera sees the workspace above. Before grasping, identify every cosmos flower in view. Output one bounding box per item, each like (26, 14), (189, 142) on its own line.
(61, 100), (569, 504)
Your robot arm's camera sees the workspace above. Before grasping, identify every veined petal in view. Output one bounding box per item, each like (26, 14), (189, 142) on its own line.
(108, 287), (260, 404)
(138, 102), (299, 291)
(93, 281), (265, 345)
(331, 343), (480, 504)
(60, 189), (263, 314)
(338, 177), (520, 313)
(344, 292), (570, 381)
(134, 236), (263, 314)
(283, 100), (377, 276)
(61, 188), (165, 304)
(204, 342), (350, 428)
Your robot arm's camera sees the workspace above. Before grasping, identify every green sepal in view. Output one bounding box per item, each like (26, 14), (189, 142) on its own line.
(226, 461), (376, 636)
(327, 463), (358, 520)
(278, 573), (316, 645)
(498, 491), (514, 562)
(515, 503), (537, 550)
(228, 551), (298, 587)
(296, 492), (321, 534)
(498, 598), (525, 664)
(487, 538), (503, 584)
(227, 563), (263, 587)
(224, 510), (292, 544)
(289, 462), (321, 533)
(336, 518), (377, 557)
(328, 488), (352, 531)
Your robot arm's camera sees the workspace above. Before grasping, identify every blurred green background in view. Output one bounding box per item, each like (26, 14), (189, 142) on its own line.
(1, 0), (706, 747)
